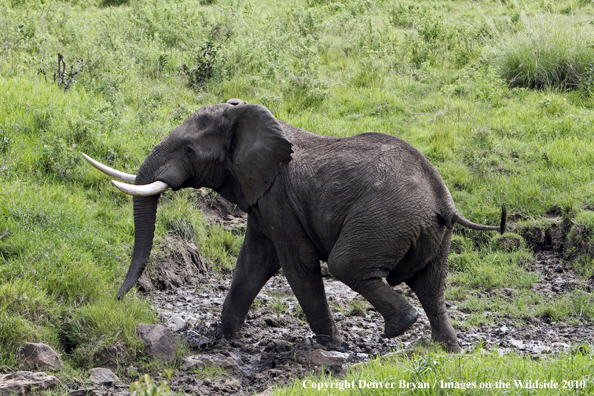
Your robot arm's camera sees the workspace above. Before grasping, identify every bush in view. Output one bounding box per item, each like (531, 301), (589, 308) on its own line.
(181, 37), (224, 90)
(491, 14), (594, 89)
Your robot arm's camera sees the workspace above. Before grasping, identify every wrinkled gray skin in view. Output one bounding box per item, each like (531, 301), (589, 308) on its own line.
(119, 99), (505, 353)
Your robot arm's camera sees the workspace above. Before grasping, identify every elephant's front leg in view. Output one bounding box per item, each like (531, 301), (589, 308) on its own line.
(273, 233), (342, 349)
(220, 218), (280, 339)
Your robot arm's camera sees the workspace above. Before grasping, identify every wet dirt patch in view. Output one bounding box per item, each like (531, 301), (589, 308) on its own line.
(147, 266), (593, 395)
(143, 220), (592, 395)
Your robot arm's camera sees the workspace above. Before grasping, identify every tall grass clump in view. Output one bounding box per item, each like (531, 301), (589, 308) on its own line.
(491, 14), (594, 89)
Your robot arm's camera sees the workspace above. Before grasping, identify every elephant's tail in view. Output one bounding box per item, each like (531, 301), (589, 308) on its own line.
(451, 204), (506, 235)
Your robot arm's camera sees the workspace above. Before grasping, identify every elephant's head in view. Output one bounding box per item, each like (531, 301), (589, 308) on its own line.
(84, 99), (293, 298)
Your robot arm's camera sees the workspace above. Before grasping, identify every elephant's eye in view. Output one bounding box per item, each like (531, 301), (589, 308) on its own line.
(184, 146), (194, 155)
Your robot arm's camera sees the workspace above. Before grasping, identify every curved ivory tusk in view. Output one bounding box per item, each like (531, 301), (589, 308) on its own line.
(111, 180), (169, 196)
(82, 153), (137, 183)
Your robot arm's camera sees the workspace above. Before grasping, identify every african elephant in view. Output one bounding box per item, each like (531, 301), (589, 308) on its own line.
(84, 99), (505, 353)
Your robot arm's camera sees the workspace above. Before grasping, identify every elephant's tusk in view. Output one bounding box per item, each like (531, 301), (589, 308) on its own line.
(82, 153), (137, 183)
(111, 180), (170, 196)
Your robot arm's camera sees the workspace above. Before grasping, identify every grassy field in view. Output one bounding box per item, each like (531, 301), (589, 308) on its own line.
(1, 0), (594, 392)
(277, 345), (594, 396)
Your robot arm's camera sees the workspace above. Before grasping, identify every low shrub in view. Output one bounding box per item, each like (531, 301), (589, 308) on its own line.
(491, 14), (594, 89)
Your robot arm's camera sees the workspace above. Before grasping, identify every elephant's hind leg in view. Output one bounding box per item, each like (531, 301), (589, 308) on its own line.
(328, 248), (419, 339)
(405, 230), (461, 352)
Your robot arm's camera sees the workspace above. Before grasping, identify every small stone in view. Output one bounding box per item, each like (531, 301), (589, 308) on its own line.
(136, 324), (177, 362)
(211, 353), (227, 365)
(203, 378), (212, 386)
(187, 331), (210, 349)
(181, 357), (206, 371)
(221, 357), (240, 370)
(22, 343), (63, 371)
(274, 340), (292, 353)
(172, 317), (186, 332)
(89, 367), (119, 385)
(309, 349), (350, 366)
(200, 356), (214, 366)
(0, 371), (59, 395)
(509, 339), (525, 349)
(554, 265), (564, 273)
(551, 342), (571, 350)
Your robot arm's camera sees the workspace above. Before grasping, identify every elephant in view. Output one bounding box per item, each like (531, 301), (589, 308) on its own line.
(83, 98), (506, 353)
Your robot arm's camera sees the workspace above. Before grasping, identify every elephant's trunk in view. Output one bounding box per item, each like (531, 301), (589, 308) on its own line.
(117, 194), (160, 299)
(117, 144), (169, 299)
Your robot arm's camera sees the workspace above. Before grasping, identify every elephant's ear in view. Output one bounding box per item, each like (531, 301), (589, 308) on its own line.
(227, 104), (293, 206)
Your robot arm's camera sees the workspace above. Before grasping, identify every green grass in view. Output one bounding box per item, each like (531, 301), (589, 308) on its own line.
(490, 13), (594, 89)
(0, 0), (593, 384)
(276, 345), (594, 396)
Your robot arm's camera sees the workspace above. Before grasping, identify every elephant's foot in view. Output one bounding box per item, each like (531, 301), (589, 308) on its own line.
(381, 309), (419, 338)
(220, 314), (244, 341)
(314, 333), (345, 350)
(430, 321), (461, 353)
(432, 334), (461, 353)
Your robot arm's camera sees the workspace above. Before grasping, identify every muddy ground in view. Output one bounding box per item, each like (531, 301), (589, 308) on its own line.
(86, 193), (594, 396)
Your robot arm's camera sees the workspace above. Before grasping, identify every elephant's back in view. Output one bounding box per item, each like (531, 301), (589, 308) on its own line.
(276, 125), (457, 256)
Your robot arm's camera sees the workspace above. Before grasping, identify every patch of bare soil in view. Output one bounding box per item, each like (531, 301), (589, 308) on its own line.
(195, 189), (247, 232)
(84, 197), (594, 396)
(148, 265), (593, 395)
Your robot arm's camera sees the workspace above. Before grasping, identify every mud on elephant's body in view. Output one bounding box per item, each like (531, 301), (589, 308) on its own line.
(85, 99), (505, 353)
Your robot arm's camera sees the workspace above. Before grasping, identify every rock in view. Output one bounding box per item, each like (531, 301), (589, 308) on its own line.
(509, 339), (525, 349)
(264, 340), (292, 353)
(221, 357), (240, 370)
(181, 357), (206, 371)
(136, 324), (177, 362)
(551, 342), (571, 350)
(21, 343), (63, 371)
(171, 317), (186, 332)
(89, 368), (119, 385)
(199, 356), (214, 366)
(211, 353), (227, 365)
(309, 349), (350, 366)
(260, 352), (277, 366)
(187, 331), (211, 349)
(0, 371), (59, 395)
